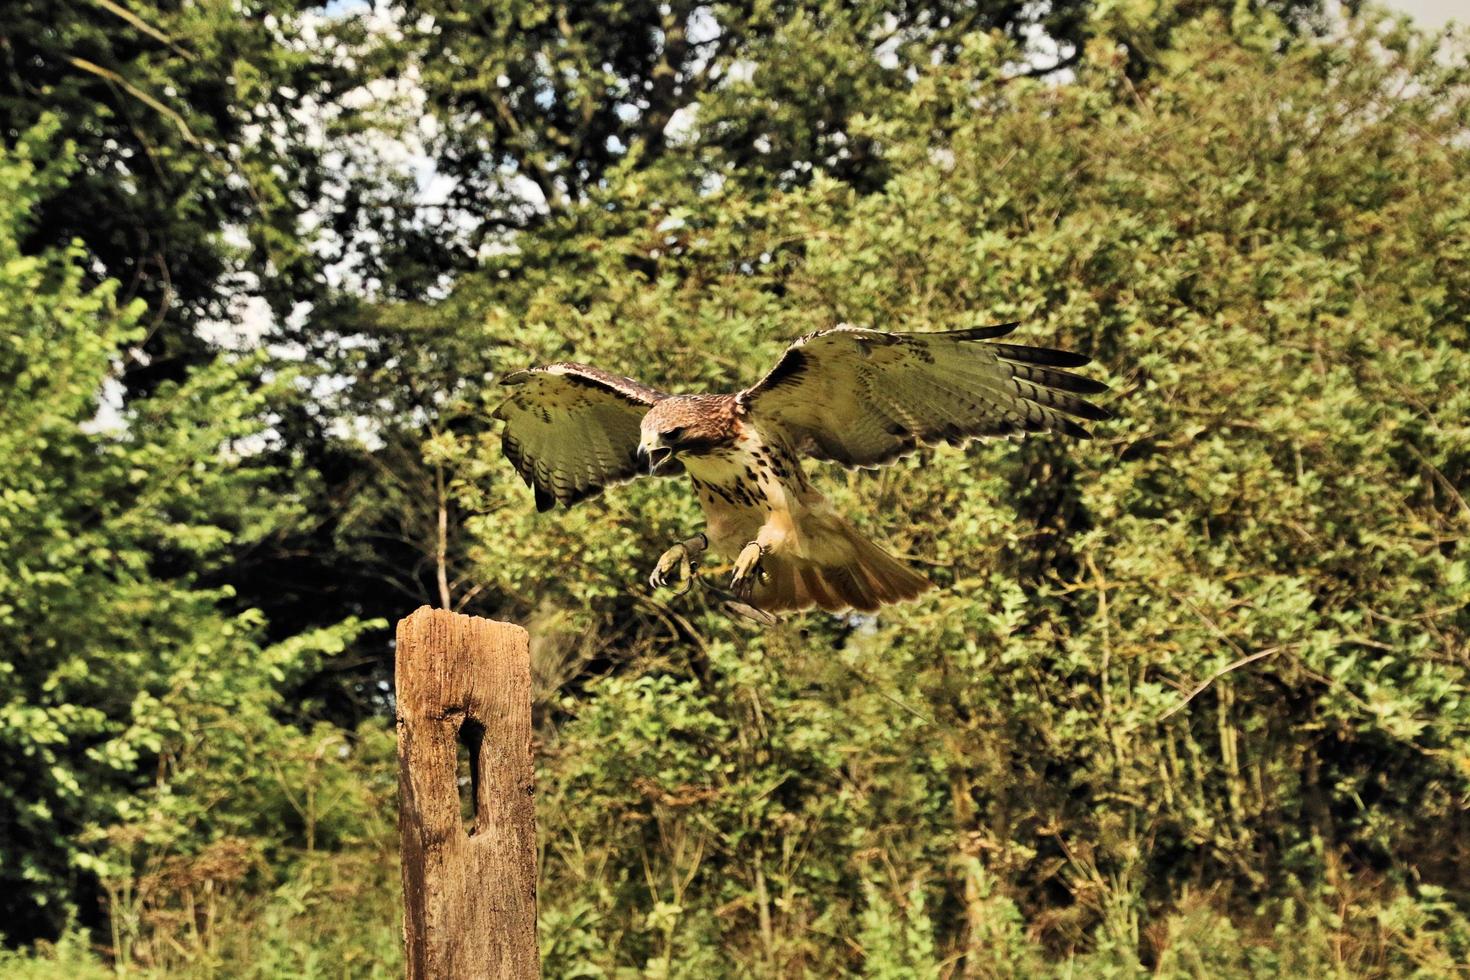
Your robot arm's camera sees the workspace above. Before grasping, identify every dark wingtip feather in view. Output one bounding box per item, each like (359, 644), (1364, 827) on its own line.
(1063, 398), (1112, 422)
(948, 320), (1021, 341)
(1059, 419), (1095, 440)
(534, 485), (556, 512)
(1068, 376), (1111, 395)
(989, 342), (1092, 368)
(1009, 362), (1111, 396)
(1046, 371), (1110, 395)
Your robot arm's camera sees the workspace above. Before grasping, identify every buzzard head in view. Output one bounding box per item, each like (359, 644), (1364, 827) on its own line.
(637, 396), (737, 475)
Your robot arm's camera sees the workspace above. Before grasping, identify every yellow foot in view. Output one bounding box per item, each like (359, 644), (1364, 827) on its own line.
(648, 535), (708, 595)
(729, 541), (767, 601)
(649, 544), (693, 594)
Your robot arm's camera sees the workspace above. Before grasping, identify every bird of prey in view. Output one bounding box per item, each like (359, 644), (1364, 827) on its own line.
(494, 323), (1109, 617)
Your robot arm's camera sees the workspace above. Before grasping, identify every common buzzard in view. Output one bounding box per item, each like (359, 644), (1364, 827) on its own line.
(495, 323), (1109, 617)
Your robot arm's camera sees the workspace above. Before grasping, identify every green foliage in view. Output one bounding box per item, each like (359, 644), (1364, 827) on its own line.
(384, 5), (1468, 973)
(96, 722), (403, 976)
(0, 0), (427, 377)
(4, 1), (1470, 976)
(0, 126), (382, 944)
(396, 0), (1327, 237)
(0, 929), (116, 980)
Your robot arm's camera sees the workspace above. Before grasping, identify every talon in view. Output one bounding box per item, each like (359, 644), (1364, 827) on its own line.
(649, 542), (696, 594)
(730, 541), (766, 601)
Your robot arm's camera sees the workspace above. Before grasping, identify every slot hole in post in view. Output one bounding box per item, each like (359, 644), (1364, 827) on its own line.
(456, 717), (485, 836)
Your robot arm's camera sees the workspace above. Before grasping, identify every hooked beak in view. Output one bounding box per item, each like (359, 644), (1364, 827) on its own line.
(637, 441), (675, 475)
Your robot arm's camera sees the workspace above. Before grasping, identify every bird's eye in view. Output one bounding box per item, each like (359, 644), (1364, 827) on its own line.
(665, 426), (686, 443)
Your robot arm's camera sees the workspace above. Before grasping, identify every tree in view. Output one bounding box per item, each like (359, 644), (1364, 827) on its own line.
(0, 123), (374, 944)
(0, 0), (430, 388)
(393, 7), (1468, 972)
(7, 1), (1465, 970)
(394, 0), (1330, 244)
(0, 0), (460, 730)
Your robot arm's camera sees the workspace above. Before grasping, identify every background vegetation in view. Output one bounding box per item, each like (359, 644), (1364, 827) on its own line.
(3, 0), (1467, 975)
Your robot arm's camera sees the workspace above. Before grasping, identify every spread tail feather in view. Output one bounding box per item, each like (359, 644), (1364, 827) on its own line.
(754, 524), (931, 613)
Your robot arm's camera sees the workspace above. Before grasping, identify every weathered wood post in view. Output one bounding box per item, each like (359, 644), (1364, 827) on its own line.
(395, 606), (538, 978)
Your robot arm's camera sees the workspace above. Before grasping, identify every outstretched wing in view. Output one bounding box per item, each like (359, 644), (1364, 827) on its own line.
(737, 323), (1109, 469)
(494, 362), (667, 511)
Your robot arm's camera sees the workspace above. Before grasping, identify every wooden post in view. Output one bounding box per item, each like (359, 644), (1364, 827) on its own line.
(395, 606), (538, 979)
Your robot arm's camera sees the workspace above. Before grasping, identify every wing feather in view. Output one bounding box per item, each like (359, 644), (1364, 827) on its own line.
(737, 323), (1110, 468)
(493, 362), (666, 511)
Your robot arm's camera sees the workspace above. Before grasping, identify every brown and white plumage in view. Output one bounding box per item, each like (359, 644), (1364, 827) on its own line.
(495, 363), (668, 511)
(494, 323), (1110, 615)
(739, 323), (1108, 467)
